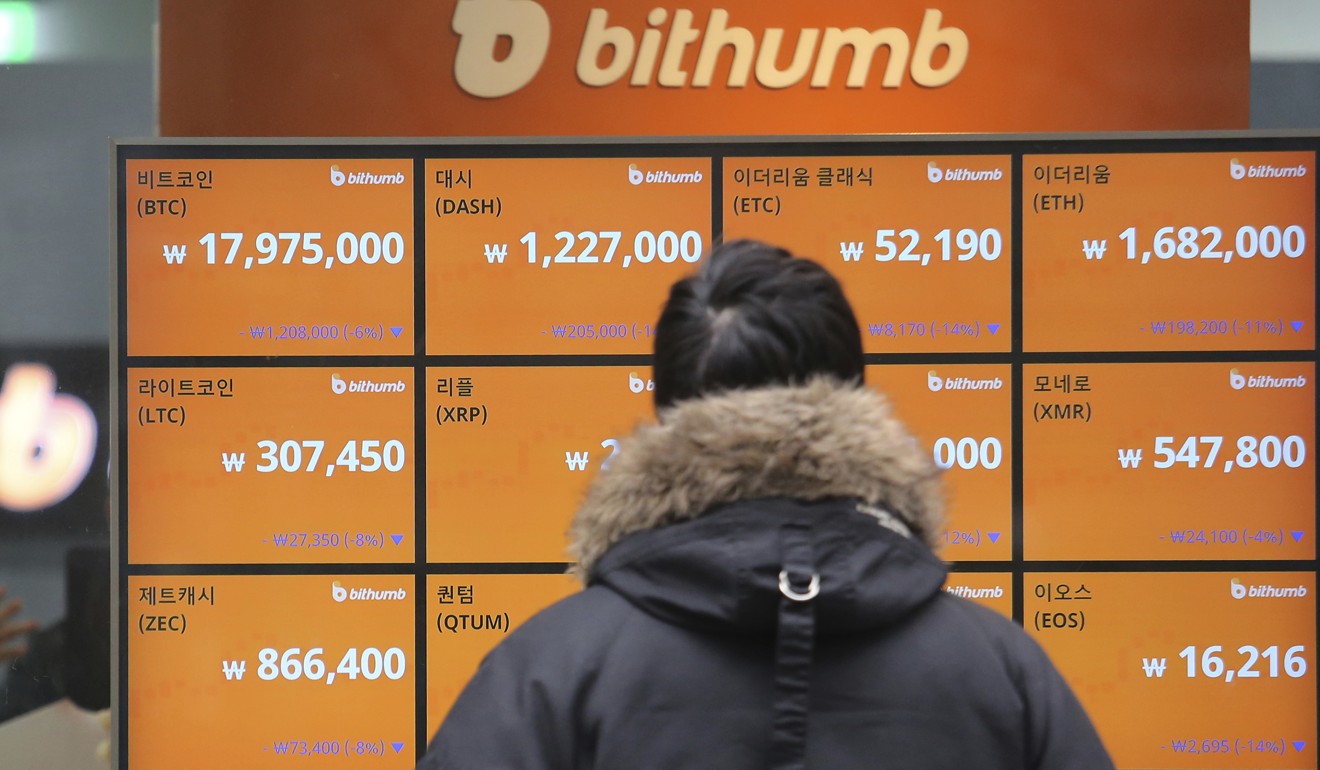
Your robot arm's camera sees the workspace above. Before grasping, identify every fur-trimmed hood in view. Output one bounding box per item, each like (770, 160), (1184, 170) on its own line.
(568, 378), (945, 577)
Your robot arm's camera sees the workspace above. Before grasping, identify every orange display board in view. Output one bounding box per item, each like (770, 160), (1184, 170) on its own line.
(425, 157), (710, 355)
(116, 137), (1317, 769)
(427, 366), (654, 562)
(725, 155), (1011, 353)
(128, 574), (415, 769)
(425, 573), (579, 736)
(158, 1), (1249, 137)
(1023, 362), (1315, 561)
(125, 159), (414, 356)
(867, 364), (1011, 560)
(1027, 572), (1317, 769)
(1023, 151), (1316, 352)
(128, 367), (415, 564)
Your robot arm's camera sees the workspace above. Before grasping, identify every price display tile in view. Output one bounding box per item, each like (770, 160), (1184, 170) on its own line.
(125, 158), (414, 357)
(425, 573), (579, 737)
(866, 364), (1011, 561)
(942, 573), (1012, 618)
(1023, 362), (1314, 561)
(127, 574), (415, 769)
(722, 155), (1011, 353)
(1026, 571), (1317, 769)
(425, 157), (711, 355)
(426, 366), (655, 563)
(128, 367), (415, 564)
(1023, 151), (1316, 352)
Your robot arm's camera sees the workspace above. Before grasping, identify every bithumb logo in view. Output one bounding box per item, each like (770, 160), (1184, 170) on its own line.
(628, 371), (655, 393)
(628, 163), (703, 186)
(1231, 577), (1308, 600)
(452, 1), (967, 97)
(927, 161), (1003, 184)
(927, 370), (1003, 392)
(331, 373), (407, 395)
(945, 584), (1004, 599)
(332, 581), (408, 603)
(0, 364), (97, 512)
(329, 164), (406, 187)
(1229, 368), (1307, 391)
(1229, 157), (1308, 180)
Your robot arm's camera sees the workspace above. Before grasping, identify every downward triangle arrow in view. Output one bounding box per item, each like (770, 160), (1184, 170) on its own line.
(986, 323), (1000, 335)
(1292, 321), (1305, 333)
(392, 742), (406, 754)
(987, 532), (1001, 544)
(391, 326), (404, 338)
(391, 534), (405, 546)
(1293, 741), (1306, 752)
(1291, 531), (1305, 543)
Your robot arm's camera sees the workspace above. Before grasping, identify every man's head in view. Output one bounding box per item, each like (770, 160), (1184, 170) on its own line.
(652, 239), (864, 410)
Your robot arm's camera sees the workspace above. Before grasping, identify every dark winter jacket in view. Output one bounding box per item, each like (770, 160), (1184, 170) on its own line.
(419, 380), (1113, 770)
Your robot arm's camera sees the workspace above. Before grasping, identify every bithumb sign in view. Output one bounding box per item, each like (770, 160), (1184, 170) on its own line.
(452, 1), (968, 98)
(0, 364), (97, 512)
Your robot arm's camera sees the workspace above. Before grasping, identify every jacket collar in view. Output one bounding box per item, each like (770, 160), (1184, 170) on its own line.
(568, 378), (945, 577)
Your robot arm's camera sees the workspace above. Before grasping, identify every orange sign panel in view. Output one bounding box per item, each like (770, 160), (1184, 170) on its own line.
(425, 573), (579, 736)
(1027, 571), (1317, 769)
(425, 157), (710, 355)
(724, 155), (1011, 353)
(1023, 152), (1316, 352)
(128, 574), (415, 769)
(1023, 363), (1315, 561)
(867, 364), (1011, 561)
(427, 366), (654, 562)
(125, 158), (414, 356)
(159, 1), (1249, 136)
(128, 367), (415, 564)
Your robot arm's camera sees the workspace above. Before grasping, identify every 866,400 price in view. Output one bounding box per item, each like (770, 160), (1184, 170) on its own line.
(219, 647), (408, 686)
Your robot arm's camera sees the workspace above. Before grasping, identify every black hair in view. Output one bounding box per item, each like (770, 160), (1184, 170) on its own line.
(652, 239), (864, 409)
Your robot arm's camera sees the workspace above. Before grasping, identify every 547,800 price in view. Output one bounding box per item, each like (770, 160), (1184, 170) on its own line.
(1125, 435), (1309, 473)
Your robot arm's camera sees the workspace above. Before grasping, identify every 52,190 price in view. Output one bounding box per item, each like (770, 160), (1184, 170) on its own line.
(836, 228), (1003, 265)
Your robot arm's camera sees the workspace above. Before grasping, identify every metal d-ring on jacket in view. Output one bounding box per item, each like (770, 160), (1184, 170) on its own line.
(419, 379), (1115, 770)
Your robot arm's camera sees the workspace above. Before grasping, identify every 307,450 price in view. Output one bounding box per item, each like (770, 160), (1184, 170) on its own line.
(252, 439), (406, 476)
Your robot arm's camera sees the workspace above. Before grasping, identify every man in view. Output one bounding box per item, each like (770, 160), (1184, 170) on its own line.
(419, 240), (1113, 769)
